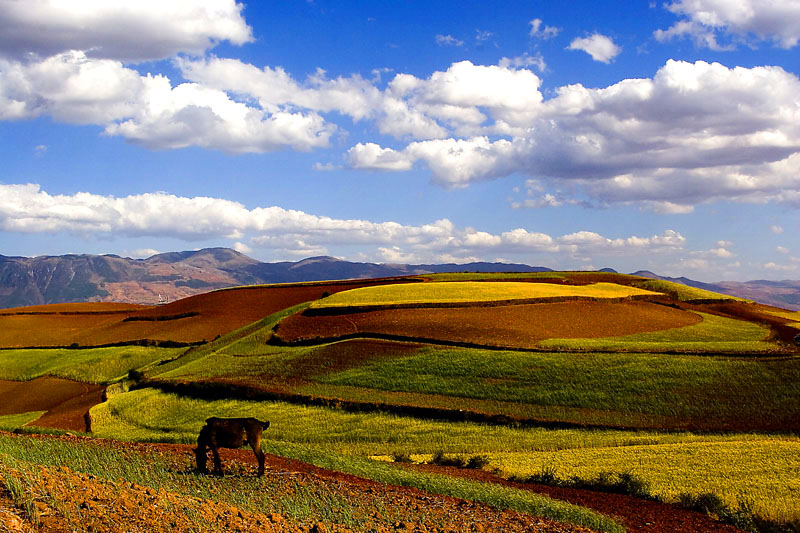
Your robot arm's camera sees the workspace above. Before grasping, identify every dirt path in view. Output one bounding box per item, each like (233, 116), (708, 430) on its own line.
(406, 464), (742, 533)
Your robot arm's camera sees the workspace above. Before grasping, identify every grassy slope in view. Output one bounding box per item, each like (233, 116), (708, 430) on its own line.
(89, 387), (800, 523)
(159, 311), (800, 430)
(631, 279), (744, 302)
(0, 346), (184, 384)
(538, 311), (776, 353)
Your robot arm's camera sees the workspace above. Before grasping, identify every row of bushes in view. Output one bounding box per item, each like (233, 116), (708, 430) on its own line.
(511, 467), (799, 532)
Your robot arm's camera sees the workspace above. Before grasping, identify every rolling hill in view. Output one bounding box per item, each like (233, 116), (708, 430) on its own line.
(1, 271), (799, 532)
(2, 248), (798, 310)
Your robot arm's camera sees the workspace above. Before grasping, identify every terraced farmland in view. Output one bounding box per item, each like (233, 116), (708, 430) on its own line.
(0, 278), (415, 348)
(311, 281), (659, 309)
(277, 300), (703, 348)
(1, 272), (799, 532)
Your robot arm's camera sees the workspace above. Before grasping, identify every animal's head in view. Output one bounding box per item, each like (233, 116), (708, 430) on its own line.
(262, 420), (271, 430)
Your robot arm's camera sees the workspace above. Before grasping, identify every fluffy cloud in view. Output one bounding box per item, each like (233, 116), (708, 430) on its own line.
(4, 10), (800, 213)
(0, 183), (688, 264)
(656, 0), (800, 50)
(351, 59), (800, 210)
(0, 0), (252, 61)
(349, 137), (517, 187)
(0, 51), (333, 152)
(567, 34), (621, 63)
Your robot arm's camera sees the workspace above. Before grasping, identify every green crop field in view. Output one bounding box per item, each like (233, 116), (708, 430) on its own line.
(154, 316), (800, 431)
(88, 387), (799, 524)
(631, 280), (743, 302)
(538, 311), (777, 353)
(313, 346), (800, 430)
(486, 438), (800, 523)
(0, 346), (185, 384)
(0, 412), (46, 431)
(310, 281), (658, 308)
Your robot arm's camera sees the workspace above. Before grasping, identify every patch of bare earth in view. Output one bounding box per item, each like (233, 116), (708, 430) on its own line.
(0, 434), (592, 533)
(276, 300), (702, 348)
(0, 378), (104, 432)
(0, 279), (418, 348)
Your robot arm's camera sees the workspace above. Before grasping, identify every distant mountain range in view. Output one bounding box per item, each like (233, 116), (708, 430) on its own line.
(631, 270), (800, 311)
(1, 248), (798, 310)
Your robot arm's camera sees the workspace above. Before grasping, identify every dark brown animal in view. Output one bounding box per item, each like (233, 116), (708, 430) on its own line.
(194, 417), (270, 476)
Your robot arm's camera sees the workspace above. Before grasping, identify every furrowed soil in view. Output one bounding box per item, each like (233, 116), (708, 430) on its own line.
(276, 300), (702, 348)
(0, 377), (104, 432)
(0, 280), (416, 348)
(0, 433), (591, 533)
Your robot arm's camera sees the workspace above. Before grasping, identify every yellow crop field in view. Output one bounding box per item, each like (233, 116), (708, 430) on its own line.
(311, 281), (659, 308)
(486, 438), (800, 522)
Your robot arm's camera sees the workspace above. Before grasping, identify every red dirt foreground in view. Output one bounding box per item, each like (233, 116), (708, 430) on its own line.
(0, 279), (417, 348)
(0, 433), (594, 533)
(275, 300), (702, 348)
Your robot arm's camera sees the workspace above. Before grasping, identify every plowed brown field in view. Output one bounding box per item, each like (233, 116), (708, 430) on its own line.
(276, 300), (702, 348)
(0, 279), (416, 348)
(0, 377), (104, 432)
(0, 302), (147, 315)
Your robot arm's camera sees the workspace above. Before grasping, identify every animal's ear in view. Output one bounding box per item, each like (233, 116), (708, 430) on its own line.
(263, 421), (270, 429)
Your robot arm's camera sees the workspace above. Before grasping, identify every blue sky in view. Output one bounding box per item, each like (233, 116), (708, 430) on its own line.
(0, 0), (798, 281)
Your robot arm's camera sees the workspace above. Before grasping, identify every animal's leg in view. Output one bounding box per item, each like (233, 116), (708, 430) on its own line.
(246, 428), (267, 476)
(250, 440), (266, 476)
(210, 443), (223, 475)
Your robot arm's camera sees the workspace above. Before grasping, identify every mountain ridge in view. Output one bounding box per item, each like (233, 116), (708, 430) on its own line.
(1, 248), (797, 309)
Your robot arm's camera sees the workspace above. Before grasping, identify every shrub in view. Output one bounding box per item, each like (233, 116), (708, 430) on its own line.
(678, 492), (727, 516)
(391, 452), (414, 463)
(465, 455), (490, 470)
(429, 451), (466, 468)
(517, 464), (560, 486)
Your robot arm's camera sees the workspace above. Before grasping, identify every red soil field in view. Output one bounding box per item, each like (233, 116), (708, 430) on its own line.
(0, 279), (417, 348)
(276, 300), (703, 348)
(0, 302), (148, 315)
(0, 377), (104, 431)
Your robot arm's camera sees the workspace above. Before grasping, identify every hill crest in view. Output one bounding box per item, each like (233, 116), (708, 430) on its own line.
(1, 248), (797, 309)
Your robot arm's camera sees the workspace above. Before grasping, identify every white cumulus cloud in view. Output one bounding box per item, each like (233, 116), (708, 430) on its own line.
(656, 0), (800, 50)
(567, 33), (621, 63)
(0, 183), (691, 265)
(0, 0), (252, 62)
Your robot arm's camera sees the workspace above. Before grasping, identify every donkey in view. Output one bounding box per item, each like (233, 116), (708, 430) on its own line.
(194, 417), (270, 476)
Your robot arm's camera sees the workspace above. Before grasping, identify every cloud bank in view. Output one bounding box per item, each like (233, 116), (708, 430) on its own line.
(0, 184), (689, 265)
(0, 1), (799, 214)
